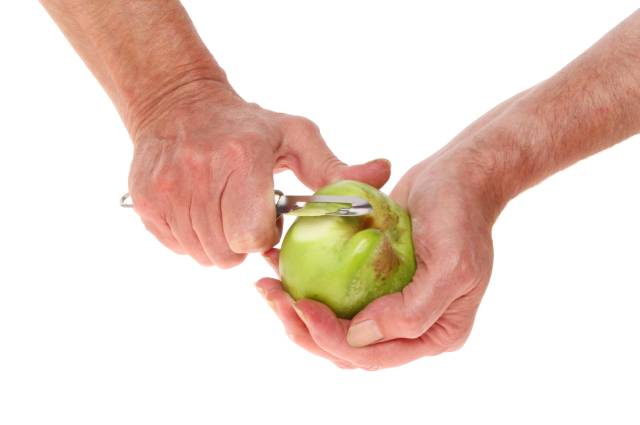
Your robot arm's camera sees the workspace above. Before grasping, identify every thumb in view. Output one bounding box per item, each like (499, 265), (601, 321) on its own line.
(280, 117), (391, 190)
(338, 158), (392, 190)
(345, 268), (458, 347)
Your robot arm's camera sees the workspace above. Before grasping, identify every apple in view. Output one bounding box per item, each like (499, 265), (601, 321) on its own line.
(279, 180), (416, 319)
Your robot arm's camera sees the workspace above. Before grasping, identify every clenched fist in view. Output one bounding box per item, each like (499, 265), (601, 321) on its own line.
(128, 80), (391, 267)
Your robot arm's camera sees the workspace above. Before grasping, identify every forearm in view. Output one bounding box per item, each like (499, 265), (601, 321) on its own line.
(449, 10), (640, 217)
(39, 0), (229, 137)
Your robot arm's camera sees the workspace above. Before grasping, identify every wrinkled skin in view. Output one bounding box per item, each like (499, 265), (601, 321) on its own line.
(128, 80), (391, 267)
(258, 151), (496, 370)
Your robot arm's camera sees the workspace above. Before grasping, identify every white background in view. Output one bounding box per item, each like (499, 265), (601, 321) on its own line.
(1, 1), (639, 424)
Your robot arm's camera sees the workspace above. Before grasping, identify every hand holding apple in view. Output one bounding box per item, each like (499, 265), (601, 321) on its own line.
(257, 6), (640, 367)
(258, 153), (497, 370)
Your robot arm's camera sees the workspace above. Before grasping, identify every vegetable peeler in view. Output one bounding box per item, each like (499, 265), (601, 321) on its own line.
(119, 191), (372, 217)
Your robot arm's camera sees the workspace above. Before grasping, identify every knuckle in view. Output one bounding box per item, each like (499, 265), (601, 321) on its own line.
(245, 101), (262, 110)
(320, 155), (344, 177)
(454, 258), (480, 285)
(446, 335), (469, 352)
(229, 233), (275, 253)
(297, 117), (320, 135)
(447, 322), (473, 352)
(220, 138), (255, 169)
(168, 245), (186, 255)
(136, 165), (181, 199)
(131, 196), (165, 221)
(167, 144), (211, 182)
(394, 292), (429, 337)
(131, 198), (153, 217)
(228, 224), (277, 253)
(192, 255), (214, 267)
(397, 311), (428, 338)
(286, 116), (321, 140)
(141, 220), (157, 234)
(333, 360), (355, 370)
(215, 253), (246, 269)
(436, 249), (481, 293)
(179, 149), (206, 172)
(153, 173), (180, 195)
(429, 322), (470, 353)
(360, 363), (383, 372)
(130, 172), (180, 209)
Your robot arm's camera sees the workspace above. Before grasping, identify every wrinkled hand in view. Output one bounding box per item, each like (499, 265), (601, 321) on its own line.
(258, 152), (498, 370)
(128, 81), (391, 266)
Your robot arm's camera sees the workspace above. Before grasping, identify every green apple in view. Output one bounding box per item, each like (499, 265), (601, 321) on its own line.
(279, 180), (416, 319)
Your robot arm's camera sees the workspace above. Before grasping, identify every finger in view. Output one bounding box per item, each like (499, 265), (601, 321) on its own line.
(293, 299), (446, 370)
(167, 201), (213, 266)
(191, 196), (246, 269)
(275, 214), (284, 241)
(345, 264), (463, 347)
(220, 143), (279, 254)
(141, 218), (185, 255)
(337, 158), (392, 189)
(261, 248), (280, 275)
(420, 286), (485, 352)
(256, 278), (355, 369)
(279, 117), (391, 190)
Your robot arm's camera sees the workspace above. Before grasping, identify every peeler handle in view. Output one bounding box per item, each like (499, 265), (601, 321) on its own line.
(121, 190), (286, 217)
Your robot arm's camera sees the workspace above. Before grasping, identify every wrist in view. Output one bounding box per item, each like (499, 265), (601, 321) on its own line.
(426, 100), (546, 223)
(58, 0), (235, 138)
(124, 64), (237, 140)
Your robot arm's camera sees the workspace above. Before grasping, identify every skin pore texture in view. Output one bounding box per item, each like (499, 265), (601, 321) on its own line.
(41, 2), (640, 370)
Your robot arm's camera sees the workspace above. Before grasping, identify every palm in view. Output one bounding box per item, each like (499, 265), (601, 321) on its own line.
(257, 159), (496, 370)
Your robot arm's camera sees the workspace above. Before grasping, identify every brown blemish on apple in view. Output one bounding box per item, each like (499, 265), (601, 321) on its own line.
(360, 198), (397, 232)
(360, 215), (374, 229)
(374, 201), (397, 231)
(373, 236), (400, 279)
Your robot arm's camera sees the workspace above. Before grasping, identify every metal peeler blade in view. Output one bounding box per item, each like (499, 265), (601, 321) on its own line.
(273, 190), (372, 217)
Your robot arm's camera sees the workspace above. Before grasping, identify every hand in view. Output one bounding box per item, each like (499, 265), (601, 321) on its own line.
(257, 150), (499, 370)
(128, 80), (391, 267)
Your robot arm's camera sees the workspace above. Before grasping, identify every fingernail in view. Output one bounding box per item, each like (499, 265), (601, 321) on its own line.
(367, 158), (390, 167)
(347, 320), (383, 347)
(267, 299), (277, 312)
(292, 304), (309, 327)
(256, 286), (277, 311)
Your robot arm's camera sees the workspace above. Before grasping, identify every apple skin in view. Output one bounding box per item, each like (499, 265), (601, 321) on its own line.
(279, 180), (416, 319)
